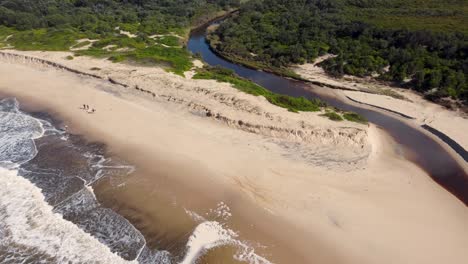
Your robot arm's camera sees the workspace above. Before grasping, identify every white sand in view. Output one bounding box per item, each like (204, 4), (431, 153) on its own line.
(70, 38), (98, 51)
(1, 50), (467, 264)
(293, 58), (392, 94)
(114, 27), (138, 38)
(344, 90), (468, 151)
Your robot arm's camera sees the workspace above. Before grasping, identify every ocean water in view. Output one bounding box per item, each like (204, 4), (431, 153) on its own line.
(0, 98), (272, 264)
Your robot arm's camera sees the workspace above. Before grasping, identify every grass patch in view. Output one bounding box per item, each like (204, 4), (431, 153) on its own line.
(91, 36), (146, 50)
(6, 28), (85, 51)
(321, 111), (343, 121)
(118, 23), (140, 34)
(0, 26), (16, 40)
(156, 35), (181, 47)
(78, 44), (193, 75)
(66, 55), (74, 60)
(72, 40), (91, 49)
(379, 88), (406, 100)
(194, 66), (323, 112)
(8, 28), (189, 75)
(132, 46), (193, 74)
(343, 112), (368, 124)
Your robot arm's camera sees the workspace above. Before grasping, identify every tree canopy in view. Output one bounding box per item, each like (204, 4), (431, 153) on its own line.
(0, 0), (240, 74)
(210, 0), (468, 106)
(0, 0), (240, 32)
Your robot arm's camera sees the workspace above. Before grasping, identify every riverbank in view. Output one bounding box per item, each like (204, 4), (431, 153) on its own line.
(1, 51), (468, 264)
(293, 61), (468, 163)
(204, 39), (303, 80)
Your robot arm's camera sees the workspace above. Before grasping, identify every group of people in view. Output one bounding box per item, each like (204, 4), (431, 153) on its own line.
(82, 104), (96, 114)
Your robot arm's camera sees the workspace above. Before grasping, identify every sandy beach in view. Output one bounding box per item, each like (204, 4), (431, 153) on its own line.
(1, 50), (468, 263)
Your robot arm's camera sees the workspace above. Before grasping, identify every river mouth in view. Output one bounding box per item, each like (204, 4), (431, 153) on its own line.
(187, 23), (468, 205)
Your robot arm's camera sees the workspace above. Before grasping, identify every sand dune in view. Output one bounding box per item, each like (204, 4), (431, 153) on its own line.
(1, 50), (467, 264)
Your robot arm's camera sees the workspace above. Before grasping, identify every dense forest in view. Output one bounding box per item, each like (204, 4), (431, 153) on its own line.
(210, 0), (468, 106)
(0, 0), (239, 32)
(0, 0), (240, 74)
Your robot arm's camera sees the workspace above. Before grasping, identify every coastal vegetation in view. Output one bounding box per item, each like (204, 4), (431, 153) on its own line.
(0, 0), (367, 122)
(194, 66), (325, 113)
(321, 111), (343, 121)
(343, 112), (368, 124)
(209, 0), (468, 106)
(0, 0), (240, 74)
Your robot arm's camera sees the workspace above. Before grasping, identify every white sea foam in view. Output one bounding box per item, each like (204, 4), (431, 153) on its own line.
(207, 202), (232, 221)
(0, 167), (134, 264)
(184, 208), (206, 222)
(180, 221), (237, 264)
(180, 210), (272, 264)
(233, 241), (272, 264)
(0, 98), (44, 168)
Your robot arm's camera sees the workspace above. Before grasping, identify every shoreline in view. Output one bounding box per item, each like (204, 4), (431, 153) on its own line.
(293, 61), (468, 168)
(344, 94), (467, 162)
(309, 85), (468, 177)
(1, 51), (468, 263)
(341, 90), (468, 168)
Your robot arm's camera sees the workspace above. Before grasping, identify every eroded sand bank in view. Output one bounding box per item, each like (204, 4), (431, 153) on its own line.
(1, 51), (467, 264)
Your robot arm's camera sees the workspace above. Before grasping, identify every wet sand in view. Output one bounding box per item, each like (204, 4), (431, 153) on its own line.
(93, 162), (341, 263)
(1, 52), (468, 264)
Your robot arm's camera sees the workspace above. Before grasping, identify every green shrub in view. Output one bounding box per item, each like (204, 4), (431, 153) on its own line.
(78, 42), (193, 75)
(343, 112), (368, 124)
(72, 40), (91, 49)
(7, 28), (85, 51)
(157, 35), (180, 47)
(321, 111), (343, 121)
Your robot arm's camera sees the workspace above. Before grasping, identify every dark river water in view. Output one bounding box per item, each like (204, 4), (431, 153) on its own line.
(187, 24), (468, 205)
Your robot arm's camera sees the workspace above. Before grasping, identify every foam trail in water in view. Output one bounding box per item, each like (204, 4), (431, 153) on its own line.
(180, 221), (236, 264)
(180, 219), (272, 264)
